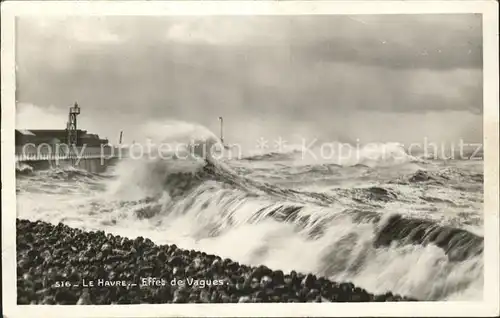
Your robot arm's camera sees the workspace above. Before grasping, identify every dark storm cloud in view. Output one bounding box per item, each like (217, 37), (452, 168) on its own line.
(85, 14), (482, 70)
(16, 14), (483, 126)
(288, 15), (482, 70)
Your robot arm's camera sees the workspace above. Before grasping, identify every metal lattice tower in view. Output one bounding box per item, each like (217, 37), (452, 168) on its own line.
(67, 102), (80, 145)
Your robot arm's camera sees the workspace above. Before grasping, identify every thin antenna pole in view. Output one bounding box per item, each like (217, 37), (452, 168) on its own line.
(119, 131), (123, 144)
(218, 116), (224, 144)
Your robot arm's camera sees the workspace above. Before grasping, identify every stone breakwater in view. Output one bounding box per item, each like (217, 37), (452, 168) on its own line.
(16, 219), (417, 304)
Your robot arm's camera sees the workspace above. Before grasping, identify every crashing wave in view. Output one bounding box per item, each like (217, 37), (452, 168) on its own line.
(375, 214), (483, 262)
(390, 168), (484, 187)
(18, 120), (482, 301)
(240, 141), (426, 169)
(16, 162), (34, 175)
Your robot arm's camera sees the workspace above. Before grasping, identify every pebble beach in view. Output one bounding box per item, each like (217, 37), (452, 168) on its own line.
(17, 218), (416, 304)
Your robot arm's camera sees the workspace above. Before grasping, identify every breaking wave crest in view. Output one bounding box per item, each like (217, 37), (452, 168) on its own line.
(243, 141), (425, 168)
(16, 162), (34, 175)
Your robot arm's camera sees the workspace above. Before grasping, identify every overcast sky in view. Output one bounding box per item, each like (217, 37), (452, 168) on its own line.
(16, 14), (483, 146)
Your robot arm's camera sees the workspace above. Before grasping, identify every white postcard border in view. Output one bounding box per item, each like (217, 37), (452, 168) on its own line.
(1, 1), (498, 317)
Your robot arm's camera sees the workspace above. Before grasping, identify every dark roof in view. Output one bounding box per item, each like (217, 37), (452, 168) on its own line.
(27, 129), (87, 134)
(16, 129), (36, 136)
(15, 129), (108, 142)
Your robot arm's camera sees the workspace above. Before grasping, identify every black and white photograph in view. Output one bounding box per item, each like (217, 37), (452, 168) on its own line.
(1, 1), (499, 317)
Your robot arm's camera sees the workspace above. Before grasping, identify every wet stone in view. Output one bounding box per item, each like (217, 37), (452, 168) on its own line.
(226, 261), (239, 272)
(156, 251), (167, 262)
(169, 256), (184, 267)
(301, 273), (316, 289)
(271, 270), (285, 284)
(55, 290), (78, 304)
(260, 275), (273, 289)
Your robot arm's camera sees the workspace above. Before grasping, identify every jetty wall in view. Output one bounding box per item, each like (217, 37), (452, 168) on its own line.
(15, 145), (125, 173)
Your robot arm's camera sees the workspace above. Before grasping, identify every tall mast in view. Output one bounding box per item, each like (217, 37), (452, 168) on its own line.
(218, 116), (224, 144)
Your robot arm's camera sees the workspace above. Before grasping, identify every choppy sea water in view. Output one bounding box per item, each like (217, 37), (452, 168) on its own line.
(16, 124), (484, 301)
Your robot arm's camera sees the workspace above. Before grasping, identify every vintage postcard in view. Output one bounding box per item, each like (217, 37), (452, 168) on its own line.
(1, 1), (499, 317)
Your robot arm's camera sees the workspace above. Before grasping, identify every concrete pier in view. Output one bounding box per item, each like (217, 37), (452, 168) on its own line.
(15, 145), (125, 173)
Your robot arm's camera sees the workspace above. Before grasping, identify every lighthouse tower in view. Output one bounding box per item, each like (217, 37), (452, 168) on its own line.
(67, 102), (80, 146)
